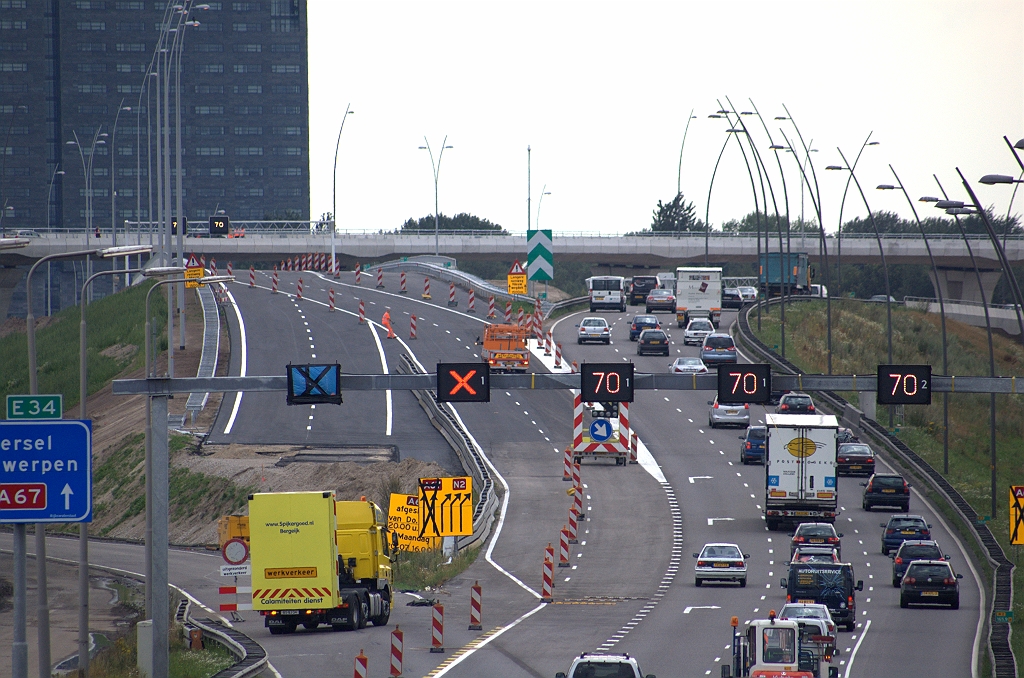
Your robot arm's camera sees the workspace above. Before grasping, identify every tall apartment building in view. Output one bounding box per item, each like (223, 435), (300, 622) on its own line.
(0, 0), (310, 236)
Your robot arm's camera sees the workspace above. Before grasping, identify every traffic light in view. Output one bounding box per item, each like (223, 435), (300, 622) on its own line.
(436, 363), (490, 403)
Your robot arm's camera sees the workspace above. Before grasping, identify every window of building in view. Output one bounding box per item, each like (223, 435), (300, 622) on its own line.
(233, 23), (262, 32)
(116, 43), (147, 52)
(270, 43), (300, 52)
(77, 43), (106, 51)
(80, 188), (109, 197)
(233, 43), (261, 52)
(194, 43), (224, 52)
(195, 147), (225, 156)
(272, 105), (300, 115)
(77, 22), (107, 31)
(6, 126), (28, 135)
(273, 126), (302, 135)
(0, 146), (30, 156)
(195, 188), (225, 197)
(189, 126), (225, 135)
(236, 187), (264, 197)
(234, 105), (262, 114)
(234, 127), (262, 135)
(205, 167), (225, 176)
(76, 1), (106, 8)
(77, 84), (108, 93)
(117, 167), (146, 177)
(78, 105), (108, 114)
(118, 146), (133, 156)
(233, 64), (261, 73)
(271, 19), (299, 32)
(116, 84), (143, 93)
(233, 85), (262, 94)
(272, 85), (300, 94)
(0, 62), (28, 71)
(232, 2), (261, 10)
(116, 22), (146, 32)
(194, 84), (225, 94)
(77, 63), (106, 72)
(235, 147), (263, 156)
(116, 63), (145, 73)
(204, 1), (222, 8)
(274, 147), (302, 156)
(271, 64), (300, 74)
(115, 1), (145, 9)
(274, 188), (302, 197)
(198, 64), (224, 73)
(234, 167), (263, 176)
(271, 167), (302, 176)
(0, 42), (28, 51)
(194, 105), (225, 114)
(270, 0), (299, 15)
(195, 23), (223, 31)
(0, 21), (28, 30)
(0, 1), (29, 8)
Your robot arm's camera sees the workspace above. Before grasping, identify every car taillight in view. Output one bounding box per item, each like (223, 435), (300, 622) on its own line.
(886, 529), (896, 535)
(922, 529), (930, 536)
(866, 481), (873, 491)
(697, 560), (708, 567)
(848, 596), (854, 606)
(631, 324), (637, 329)
(808, 405), (815, 411)
(780, 404), (789, 410)
(794, 536), (805, 543)
(744, 403), (749, 409)
(943, 578), (956, 585)
(746, 442), (752, 450)
(602, 328), (609, 333)
(895, 557), (903, 564)
(828, 536), (839, 544)
(837, 457), (846, 463)
(904, 577), (916, 584)
(713, 402), (719, 409)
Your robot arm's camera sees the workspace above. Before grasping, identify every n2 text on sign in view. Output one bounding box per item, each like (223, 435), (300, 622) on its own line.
(0, 420), (92, 523)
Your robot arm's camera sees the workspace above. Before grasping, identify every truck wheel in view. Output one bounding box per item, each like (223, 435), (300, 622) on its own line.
(346, 594), (362, 631)
(357, 594), (369, 629)
(269, 626), (287, 635)
(372, 596), (392, 626)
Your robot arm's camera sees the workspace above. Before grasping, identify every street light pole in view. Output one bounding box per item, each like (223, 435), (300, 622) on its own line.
(419, 136), (453, 257)
(834, 134), (880, 295)
(331, 104), (355, 275)
(677, 109), (697, 196)
(67, 130), (107, 304)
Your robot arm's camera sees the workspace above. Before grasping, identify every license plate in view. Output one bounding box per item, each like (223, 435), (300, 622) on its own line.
(798, 599), (816, 604)
(795, 511), (810, 516)
(726, 410), (738, 415)
(921, 591), (939, 597)
(280, 610), (300, 616)
(902, 530), (916, 535)
(650, 340), (661, 344)
(810, 539), (824, 543)
(850, 465), (862, 470)
(882, 489), (896, 493)
(713, 563), (729, 568)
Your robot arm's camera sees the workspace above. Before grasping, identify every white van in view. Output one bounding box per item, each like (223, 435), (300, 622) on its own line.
(809, 284), (828, 298)
(586, 276), (626, 312)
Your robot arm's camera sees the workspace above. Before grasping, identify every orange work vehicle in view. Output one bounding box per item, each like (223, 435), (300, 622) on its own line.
(480, 324), (530, 372)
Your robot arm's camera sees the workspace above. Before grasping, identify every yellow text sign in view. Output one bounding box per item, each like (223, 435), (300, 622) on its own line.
(507, 274), (527, 295)
(388, 493), (438, 552)
(184, 266), (204, 289)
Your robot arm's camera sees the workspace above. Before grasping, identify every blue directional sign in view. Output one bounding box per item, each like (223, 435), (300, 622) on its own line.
(0, 420), (92, 523)
(589, 419), (612, 442)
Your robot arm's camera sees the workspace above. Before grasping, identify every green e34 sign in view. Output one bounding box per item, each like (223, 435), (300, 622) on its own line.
(6, 395), (63, 420)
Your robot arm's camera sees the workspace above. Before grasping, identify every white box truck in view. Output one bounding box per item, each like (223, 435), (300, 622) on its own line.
(675, 267), (723, 327)
(763, 413), (839, 530)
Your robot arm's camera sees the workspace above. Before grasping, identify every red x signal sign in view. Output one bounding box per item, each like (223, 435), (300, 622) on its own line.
(436, 363), (490, 402)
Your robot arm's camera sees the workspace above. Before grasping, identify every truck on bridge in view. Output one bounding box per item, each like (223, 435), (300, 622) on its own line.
(763, 414), (839, 530)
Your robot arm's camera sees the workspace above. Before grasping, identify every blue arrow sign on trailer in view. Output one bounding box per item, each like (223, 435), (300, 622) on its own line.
(589, 419), (612, 442)
(0, 420), (92, 523)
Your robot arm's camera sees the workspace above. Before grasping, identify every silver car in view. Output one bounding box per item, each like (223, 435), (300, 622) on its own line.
(708, 396), (749, 428)
(670, 357), (708, 374)
(738, 286), (758, 302)
(694, 542), (748, 587)
(683, 318), (714, 345)
(576, 317), (611, 344)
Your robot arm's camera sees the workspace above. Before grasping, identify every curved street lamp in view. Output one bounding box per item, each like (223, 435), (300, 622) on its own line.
(834, 135), (880, 295)
(419, 136), (454, 257)
(331, 104), (355, 274)
(677, 109), (697, 196)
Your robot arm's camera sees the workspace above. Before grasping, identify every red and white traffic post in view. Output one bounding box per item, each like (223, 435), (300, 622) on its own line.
(630, 431), (639, 464)
(554, 342), (562, 369)
(422, 277), (431, 300)
(468, 581), (483, 630)
(541, 556), (554, 602)
(329, 288), (336, 312)
(467, 288), (476, 313)
(271, 266), (279, 293)
(517, 307), (524, 327)
(355, 262), (361, 284)
(430, 603), (444, 653)
(211, 258), (217, 276)
(377, 267), (384, 288)
(410, 314), (417, 339)
(249, 266), (255, 288)
(487, 295), (496, 318)
(390, 627), (403, 676)
(558, 526), (570, 567)
(226, 261), (233, 278)
(448, 281), (457, 307)
(545, 331), (553, 356)
(504, 300), (512, 323)
(568, 506), (579, 544)
(353, 649), (368, 678)
(562, 446), (573, 481)
(358, 299), (365, 324)
(296, 278), (303, 300)
(400, 271), (407, 293)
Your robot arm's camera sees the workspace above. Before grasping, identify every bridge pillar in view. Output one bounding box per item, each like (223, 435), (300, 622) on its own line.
(0, 267), (25, 319)
(929, 267), (1002, 304)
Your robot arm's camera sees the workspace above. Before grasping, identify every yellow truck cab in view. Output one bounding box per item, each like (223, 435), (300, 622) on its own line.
(248, 491), (394, 635)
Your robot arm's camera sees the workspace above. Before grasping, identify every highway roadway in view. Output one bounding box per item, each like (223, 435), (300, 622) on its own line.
(11, 270), (984, 678)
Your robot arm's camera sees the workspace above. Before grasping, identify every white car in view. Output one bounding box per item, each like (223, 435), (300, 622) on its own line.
(738, 286), (758, 302)
(555, 652), (654, 678)
(683, 318), (714, 345)
(576, 317), (611, 345)
(670, 357), (708, 374)
(694, 542), (748, 587)
(778, 603), (837, 637)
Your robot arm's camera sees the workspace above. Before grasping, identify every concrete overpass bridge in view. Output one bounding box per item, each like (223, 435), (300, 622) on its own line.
(3, 225), (1024, 316)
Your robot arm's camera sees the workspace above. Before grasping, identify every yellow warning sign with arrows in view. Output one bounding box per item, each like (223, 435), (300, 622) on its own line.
(1010, 486), (1024, 546)
(418, 476), (474, 538)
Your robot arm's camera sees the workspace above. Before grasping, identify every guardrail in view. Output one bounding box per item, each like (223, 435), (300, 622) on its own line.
(733, 298), (1017, 678)
(175, 598), (268, 678)
(397, 354), (498, 551)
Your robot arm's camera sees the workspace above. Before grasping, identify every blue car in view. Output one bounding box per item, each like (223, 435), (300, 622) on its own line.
(880, 515), (932, 555)
(739, 426), (766, 465)
(700, 333), (738, 367)
(629, 314), (661, 341)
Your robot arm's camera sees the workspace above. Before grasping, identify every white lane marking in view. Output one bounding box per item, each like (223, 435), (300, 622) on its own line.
(222, 287), (247, 435)
(365, 319), (393, 436)
(844, 618), (871, 678)
(689, 476), (713, 483)
(429, 603), (547, 678)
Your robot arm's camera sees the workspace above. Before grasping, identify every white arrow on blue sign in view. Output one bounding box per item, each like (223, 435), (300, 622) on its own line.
(0, 420), (92, 523)
(589, 419), (612, 442)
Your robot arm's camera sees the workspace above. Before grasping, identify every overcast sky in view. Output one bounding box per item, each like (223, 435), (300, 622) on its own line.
(306, 1), (1023, 237)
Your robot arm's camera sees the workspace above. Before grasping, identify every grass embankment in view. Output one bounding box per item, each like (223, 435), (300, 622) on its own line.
(394, 546), (480, 591)
(752, 299), (1024, 663)
(0, 280), (163, 410)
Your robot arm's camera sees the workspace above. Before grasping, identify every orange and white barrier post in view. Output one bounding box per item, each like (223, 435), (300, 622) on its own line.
(400, 271), (407, 294)
(227, 261), (233, 278)
(390, 627), (403, 676)
(517, 307), (524, 327)
(554, 342), (562, 368)
(545, 542), (555, 570)
(545, 331), (553, 356)
(571, 360), (578, 374)
(467, 288), (476, 313)
(358, 299), (365, 324)
(377, 267), (384, 289)
(430, 603), (444, 653)
(562, 446), (573, 481)
(630, 431), (638, 464)
(487, 295), (496, 318)
(448, 281), (457, 307)
(541, 556), (554, 602)
(211, 258), (217, 276)
(249, 266), (255, 288)
(271, 267), (279, 293)
(504, 301), (512, 323)
(525, 311), (533, 337)
(568, 506), (579, 544)
(334, 260), (340, 278)
(329, 287), (336, 312)
(422, 277), (431, 300)
(558, 526), (570, 567)
(296, 278), (303, 300)
(353, 649), (368, 678)
(285, 257), (292, 271)
(468, 581), (483, 630)
(410, 314), (417, 340)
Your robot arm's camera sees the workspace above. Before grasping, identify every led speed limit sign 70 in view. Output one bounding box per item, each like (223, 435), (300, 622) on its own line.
(717, 364), (772, 404)
(876, 364), (932, 405)
(581, 363), (634, 403)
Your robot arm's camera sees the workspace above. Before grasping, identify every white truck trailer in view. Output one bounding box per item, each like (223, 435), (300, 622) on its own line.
(763, 413), (839, 531)
(675, 267), (723, 327)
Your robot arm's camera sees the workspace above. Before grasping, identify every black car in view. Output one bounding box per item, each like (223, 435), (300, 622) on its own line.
(891, 540), (949, 587)
(637, 329), (670, 356)
(628, 275), (660, 305)
(739, 426), (767, 465)
(722, 288), (743, 309)
(880, 515), (932, 555)
(861, 473), (910, 512)
(775, 392), (816, 414)
(836, 443), (875, 476)
(900, 560), (961, 609)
